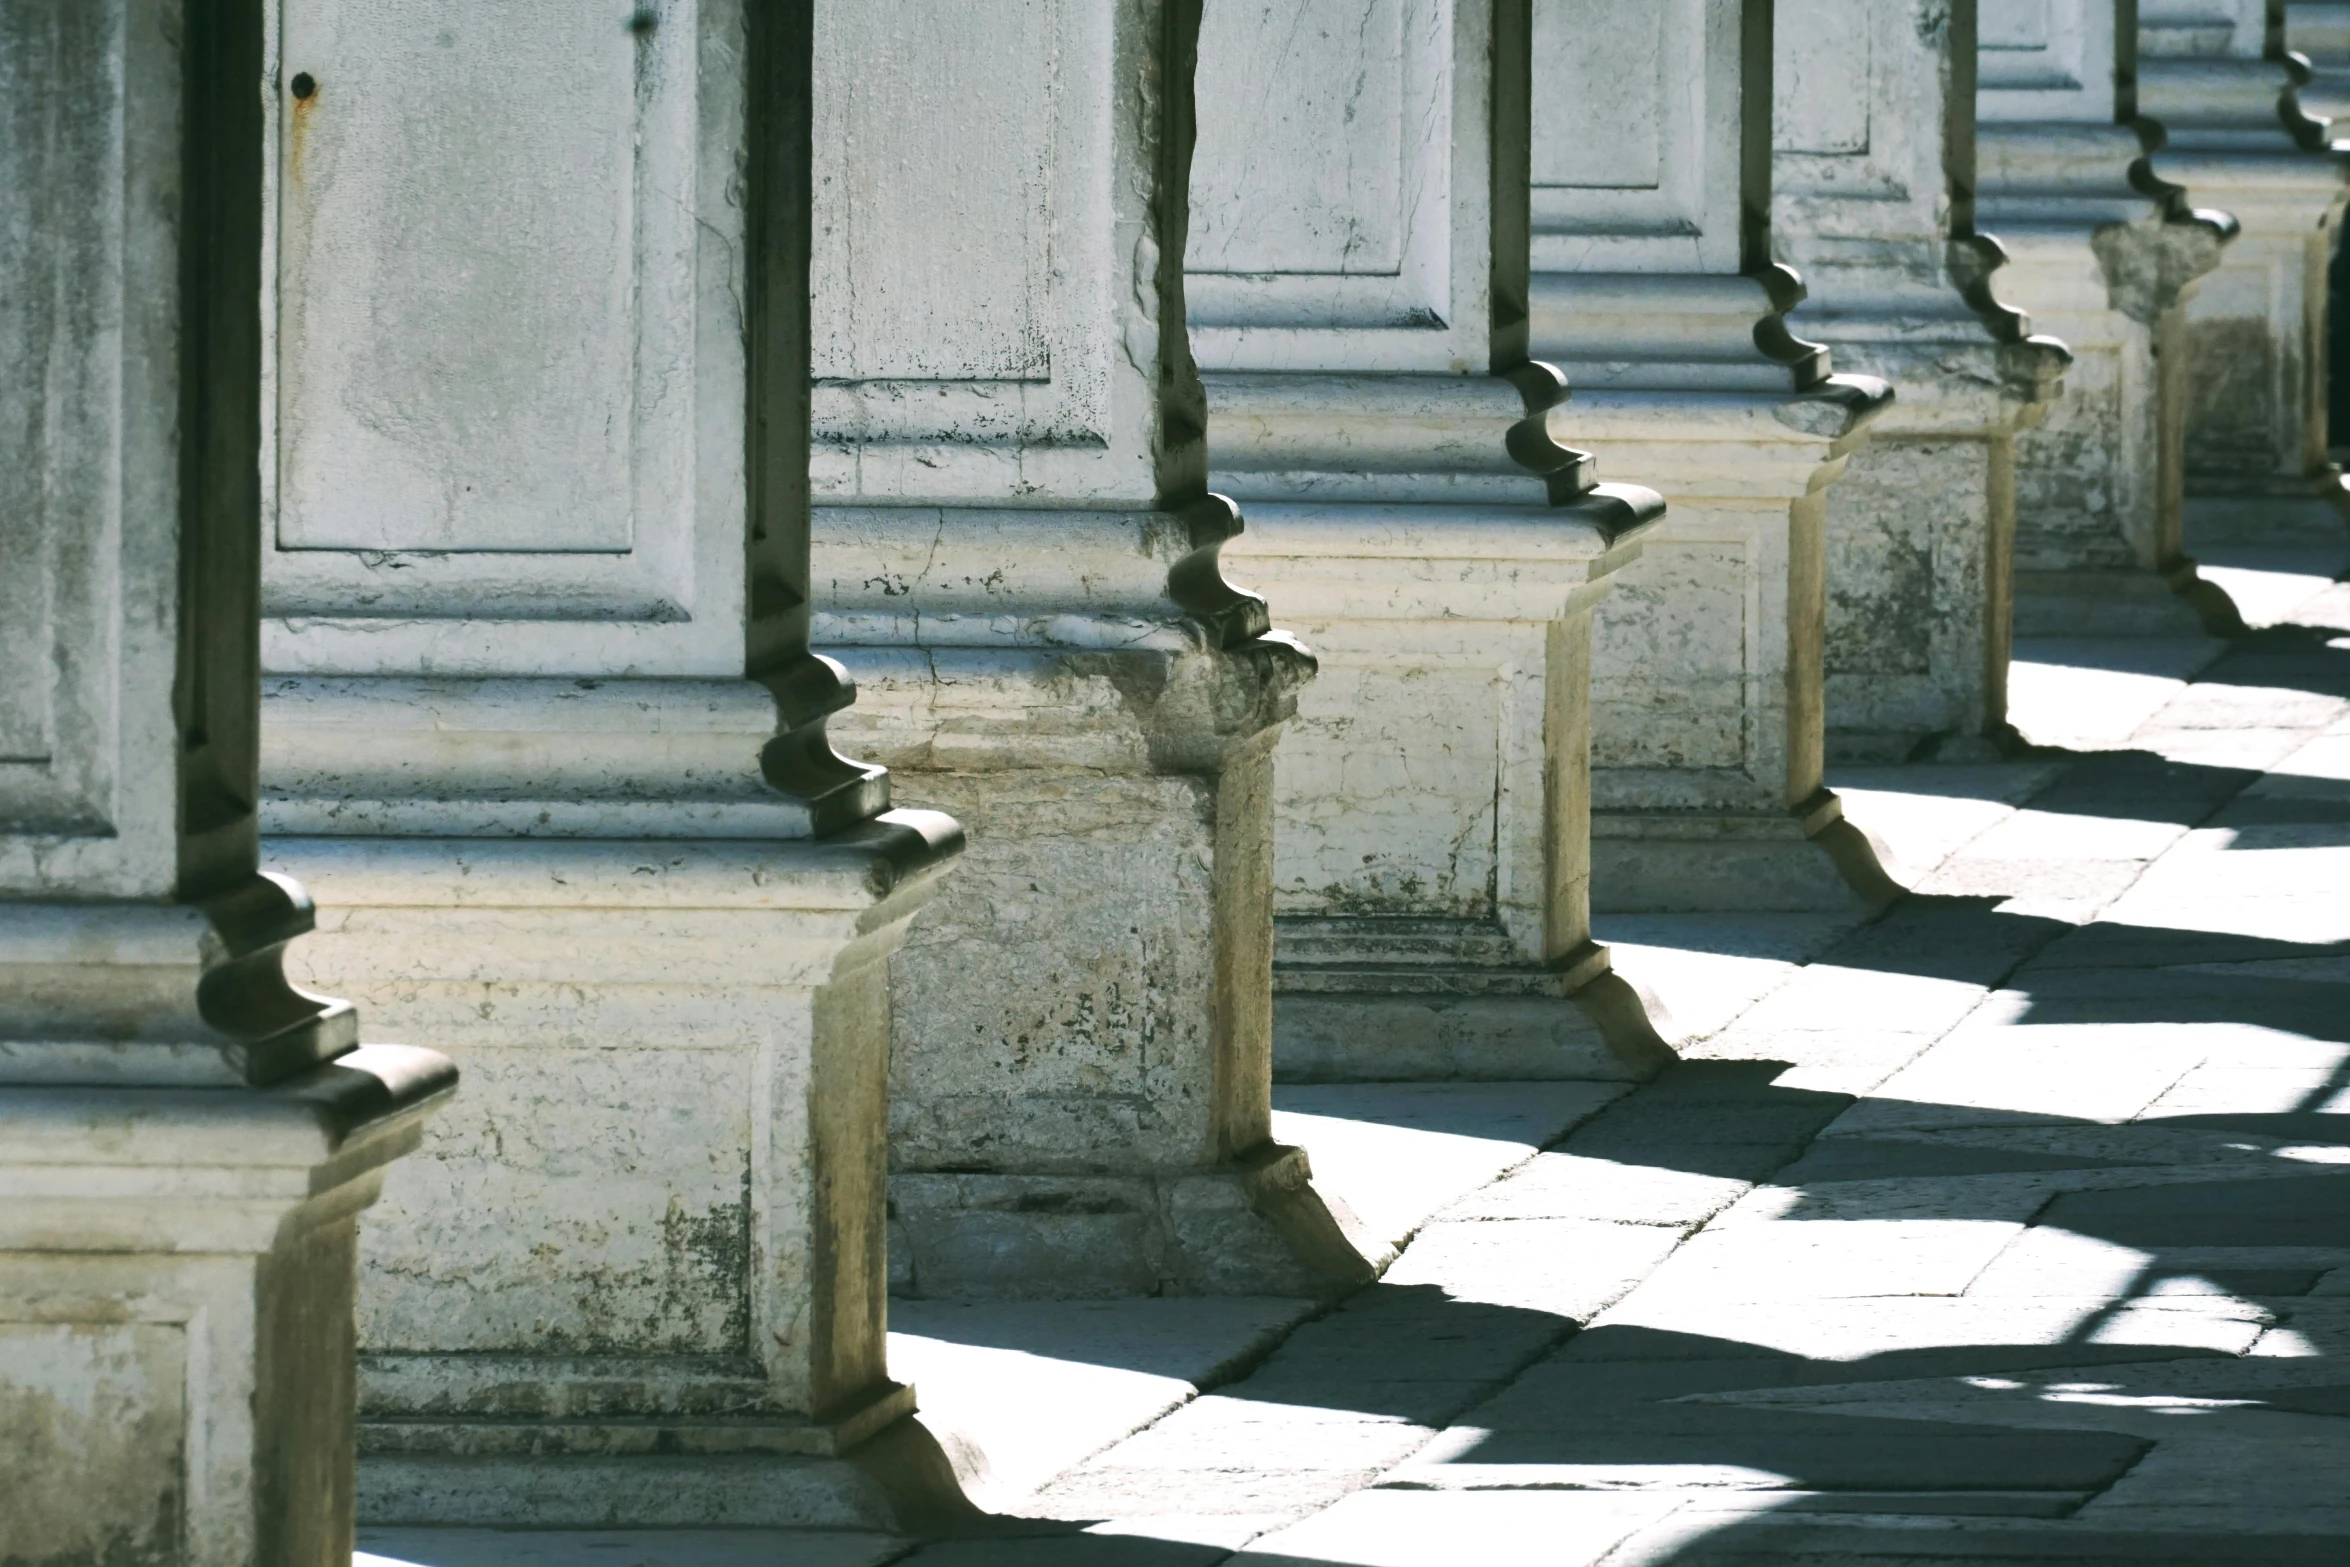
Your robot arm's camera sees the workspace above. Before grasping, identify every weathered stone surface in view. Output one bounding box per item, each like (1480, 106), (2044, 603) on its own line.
(1, 5), (457, 1561)
(1, 1048), (458, 1566)
(1189, 2), (1677, 1081)
(1976, 0), (2246, 636)
(810, 0), (1362, 1299)
(254, 1), (970, 1524)
(1776, 0), (2071, 762)
(2138, 2), (2350, 499)
(1530, 0), (1901, 911)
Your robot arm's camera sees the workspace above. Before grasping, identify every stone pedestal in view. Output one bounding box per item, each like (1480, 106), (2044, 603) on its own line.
(2139, 2), (2350, 501)
(265, 812), (959, 1528)
(0, 4), (454, 1562)
(1976, 0), (2244, 636)
(1775, 0), (2072, 762)
(1526, 0), (1900, 912)
(0, 1043), (454, 1567)
(808, 1), (1370, 1299)
(1184, 0), (1677, 1082)
(256, 1), (966, 1525)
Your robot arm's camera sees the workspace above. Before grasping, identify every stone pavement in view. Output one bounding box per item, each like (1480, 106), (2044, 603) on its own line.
(362, 504), (2350, 1564)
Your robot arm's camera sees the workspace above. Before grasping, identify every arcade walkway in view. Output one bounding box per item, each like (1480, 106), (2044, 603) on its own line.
(363, 499), (2350, 1564)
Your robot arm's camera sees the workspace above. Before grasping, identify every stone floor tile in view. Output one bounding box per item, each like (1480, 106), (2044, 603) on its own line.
(1390, 1411), (2149, 1497)
(1597, 914), (1863, 1041)
(1080, 1397), (1432, 1474)
(1810, 903), (2073, 987)
(1219, 1375), (1508, 1429)
(1622, 1218), (2026, 1301)
(2008, 638), (2228, 750)
(2139, 1066), (2350, 1120)
(1959, 1226), (2159, 1300)
(2249, 1299), (2350, 1356)
(1707, 1173), (2063, 1228)
(1721, 967), (1989, 1035)
(2034, 1172), (2350, 1249)
(1956, 811), (2191, 863)
(1578, 1294), (2267, 1362)
(2134, 683), (2350, 731)
(1438, 1151), (1750, 1226)
(1775, 1135), (2161, 1184)
(895, 1529), (1230, 1566)
(1232, 1489), (1681, 1567)
(1617, 1516), (2350, 1563)
(357, 1531), (909, 1567)
(889, 1297), (1317, 1509)
(2259, 732), (2350, 789)
(1022, 1464), (1383, 1526)
(1270, 1082), (1628, 1254)
(1828, 764), (2060, 879)
(1375, 1217), (1686, 1318)
(1829, 1026), (2205, 1132)
(1236, 1286), (1573, 1400)
(1907, 858), (2146, 921)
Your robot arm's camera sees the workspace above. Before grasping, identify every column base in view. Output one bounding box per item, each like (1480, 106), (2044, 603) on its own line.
(1270, 922), (1678, 1083)
(1591, 790), (1904, 913)
(2014, 563), (2246, 637)
(356, 1382), (976, 1529)
(0, 1046), (456, 1566)
(888, 1143), (1378, 1301)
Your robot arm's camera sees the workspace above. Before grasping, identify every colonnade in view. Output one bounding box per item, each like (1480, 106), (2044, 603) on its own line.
(4, 0), (2343, 1552)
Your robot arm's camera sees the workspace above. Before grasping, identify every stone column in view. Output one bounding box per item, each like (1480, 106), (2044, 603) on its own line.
(2138, 1), (2350, 503)
(1775, 0), (2073, 763)
(257, 0), (966, 1529)
(1189, 0), (1677, 1082)
(808, 1), (1371, 1300)
(0, 3), (455, 1562)
(1977, 0), (2243, 636)
(1528, 0), (1902, 913)
(2288, 0), (2350, 115)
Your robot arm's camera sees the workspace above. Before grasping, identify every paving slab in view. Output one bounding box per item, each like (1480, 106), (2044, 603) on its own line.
(1374, 1216), (1685, 1317)
(1596, 914), (1860, 1042)
(889, 1297), (1317, 1509)
(1438, 1151), (1754, 1227)
(1268, 1082), (1628, 1255)
(1233, 1489), (1681, 1567)
(357, 1531), (907, 1567)
(1828, 764), (2062, 880)
(2008, 639), (2229, 750)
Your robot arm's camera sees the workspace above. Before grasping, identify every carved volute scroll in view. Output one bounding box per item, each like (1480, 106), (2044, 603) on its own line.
(745, 0), (889, 829)
(180, 0), (360, 1085)
(1157, 0), (1275, 647)
(0, 0), (356, 1087)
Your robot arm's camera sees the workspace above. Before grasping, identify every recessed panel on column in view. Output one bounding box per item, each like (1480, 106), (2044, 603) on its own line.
(1190, 0), (1406, 278)
(1773, 0), (1871, 157)
(1184, 0), (1463, 358)
(810, 0), (1053, 385)
(1979, 0), (2110, 116)
(277, 5), (640, 554)
(810, 0), (1108, 460)
(267, 1), (725, 662)
(0, 1320), (187, 1565)
(0, 0), (138, 846)
(1529, 0), (1736, 272)
(1591, 540), (1752, 774)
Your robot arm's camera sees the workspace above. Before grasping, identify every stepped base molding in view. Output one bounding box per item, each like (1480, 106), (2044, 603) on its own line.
(1272, 922), (1675, 1083)
(1562, 389), (1904, 915)
(817, 561), (1376, 1299)
(258, 816), (964, 1527)
(0, 1038), (456, 1563)
(1590, 791), (1904, 916)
